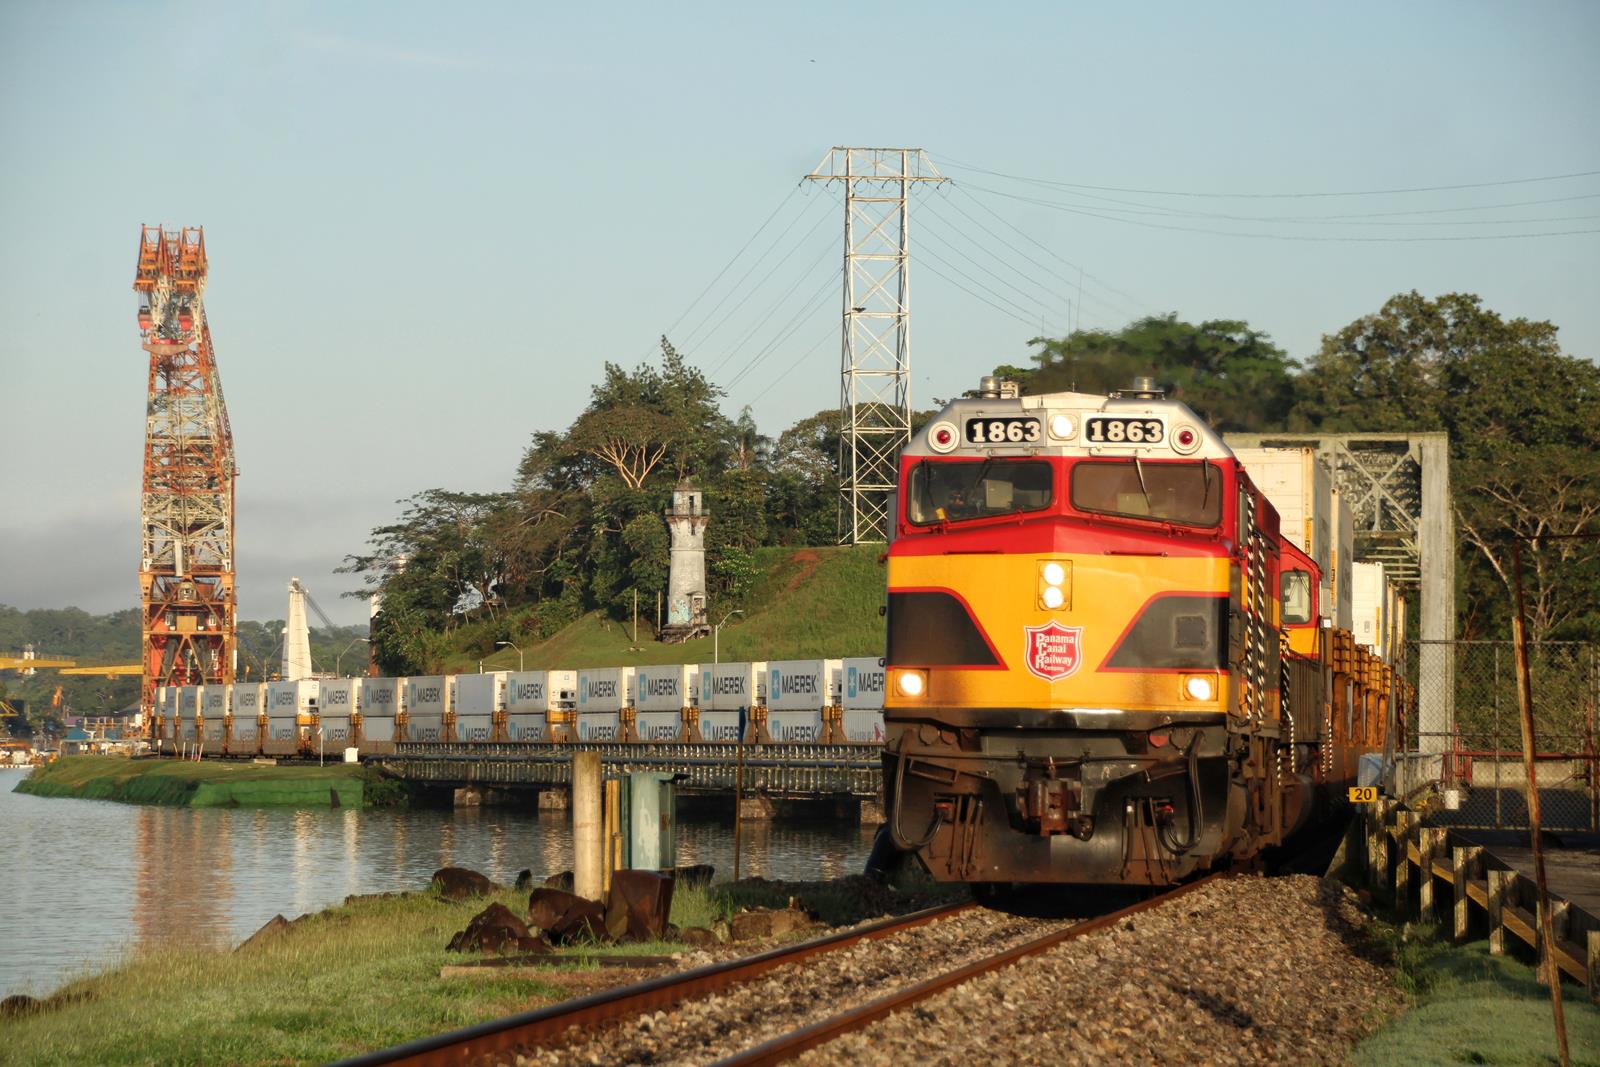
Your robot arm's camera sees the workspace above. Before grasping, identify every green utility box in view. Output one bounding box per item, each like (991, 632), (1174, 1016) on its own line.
(620, 771), (678, 871)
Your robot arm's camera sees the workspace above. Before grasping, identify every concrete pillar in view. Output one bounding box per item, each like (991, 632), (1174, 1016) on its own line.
(738, 793), (775, 821)
(572, 752), (604, 903)
(537, 788), (570, 811)
(860, 796), (885, 825)
(1417, 434), (1454, 754)
(452, 786), (482, 807)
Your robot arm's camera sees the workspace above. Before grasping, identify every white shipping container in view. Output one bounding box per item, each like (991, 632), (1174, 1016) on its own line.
(319, 679), (358, 744)
(404, 675), (452, 742)
(156, 687), (173, 740)
(841, 657), (887, 743)
(504, 670), (576, 741)
(636, 664), (695, 742)
(1234, 447), (1339, 625)
(453, 672), (506, 742)
(1331, 487), (1355, 632)
(359, 677), (400, 743)
(178, 685), (200, 743)
(576, 667), (635, 741)
(231, 683), (263, 748)
(766, 660), (838, 743)
(1351, 563), (1387, 655)
(697, 662), (764, 743)
(265, 680), (319, 753)
(200, 685), (228, 746)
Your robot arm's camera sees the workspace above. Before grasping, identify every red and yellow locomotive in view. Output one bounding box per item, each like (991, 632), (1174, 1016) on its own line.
(882, 376), (1397, 886)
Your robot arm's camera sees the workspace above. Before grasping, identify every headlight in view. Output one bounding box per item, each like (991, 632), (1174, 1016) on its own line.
(1042, 562), (1066, 586)
(1042, 585), (1065, 609)
(895, 670), (926, 697)
(1183, 675), (1215, 701)
(1038, 559), (1070, 610)
(1049, 414), (1076, 440)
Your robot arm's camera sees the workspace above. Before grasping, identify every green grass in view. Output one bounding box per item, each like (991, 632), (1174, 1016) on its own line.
(443, 544), (887, 674)
(15, 755), (366, 808)
(1351, 919), (1600, 1066)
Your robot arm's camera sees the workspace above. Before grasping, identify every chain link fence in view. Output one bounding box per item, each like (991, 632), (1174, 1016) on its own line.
(1404, 640), (1600, 831)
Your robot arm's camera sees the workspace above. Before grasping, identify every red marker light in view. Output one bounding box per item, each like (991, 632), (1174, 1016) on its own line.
(1176, 428), (1196, 448)
(934, 428), (953, 446)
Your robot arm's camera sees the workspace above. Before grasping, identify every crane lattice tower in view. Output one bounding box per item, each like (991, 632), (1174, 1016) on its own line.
(806, 147), (945, 544)
(133, 226), (237, 731)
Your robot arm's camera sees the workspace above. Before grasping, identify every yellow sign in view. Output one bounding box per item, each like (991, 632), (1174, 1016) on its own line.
(1348, 786), (1379, 803)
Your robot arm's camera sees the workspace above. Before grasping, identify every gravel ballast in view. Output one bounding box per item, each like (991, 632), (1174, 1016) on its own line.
(493, 874), (1399, 1067)
(800, 874), (1400, 1067)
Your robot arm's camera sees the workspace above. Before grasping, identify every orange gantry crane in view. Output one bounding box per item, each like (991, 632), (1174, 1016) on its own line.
(134, 226), (237, 739)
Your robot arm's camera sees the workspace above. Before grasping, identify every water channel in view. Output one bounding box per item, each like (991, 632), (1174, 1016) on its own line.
(0, 770), (877, 999)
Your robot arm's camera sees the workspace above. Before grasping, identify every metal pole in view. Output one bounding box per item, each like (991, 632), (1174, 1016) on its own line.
(734, 737), (745, 882)
(1510, 539), (1569, 1067)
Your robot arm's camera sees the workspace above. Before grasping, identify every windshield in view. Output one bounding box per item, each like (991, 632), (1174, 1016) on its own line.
(907, 460), (1053, 525)
(1281, 570), (1312, 625)
(1069, 460), (1222, 527)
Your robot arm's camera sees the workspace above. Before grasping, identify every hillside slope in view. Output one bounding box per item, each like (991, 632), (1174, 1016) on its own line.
(447, 545), (886, 673)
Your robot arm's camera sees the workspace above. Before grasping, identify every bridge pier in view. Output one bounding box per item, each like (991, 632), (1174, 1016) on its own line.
(537, 787), (570, 811)
(739, 793), (775, 821)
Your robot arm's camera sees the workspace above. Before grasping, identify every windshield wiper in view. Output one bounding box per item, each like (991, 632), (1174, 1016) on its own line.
(1133, 456), (1153, 513)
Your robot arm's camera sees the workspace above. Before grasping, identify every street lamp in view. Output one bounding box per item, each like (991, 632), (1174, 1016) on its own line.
(496, 640), (523, 671)
(713, 609), (743, 666)
(335, 637), (369, 677)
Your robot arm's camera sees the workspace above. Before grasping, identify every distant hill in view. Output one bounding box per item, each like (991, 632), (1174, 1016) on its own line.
(444, 544), (886, 673)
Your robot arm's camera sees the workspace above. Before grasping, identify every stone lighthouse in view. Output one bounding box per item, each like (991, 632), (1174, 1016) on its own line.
(661, 479), (710, 643)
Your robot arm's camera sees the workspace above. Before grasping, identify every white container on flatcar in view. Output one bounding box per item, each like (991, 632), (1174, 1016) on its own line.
(697, 661), (764, 743)
(230, 682), (264, 750)
(1331, 487), (1355, 632)
(200, 684), (228, 747)
(404, 675), (452, 742)
(264, 679), (319, 754)
(318, 679), (358, 745)
(575, 667), (634, 742)
(504, 670), (576, 741)
(1233, 447), (1337, 617)
(359, 677), (400, 744)
(1351, 562), (1388, 658)
(177, 685), (200, 743)
(765, 660), (838, 744)
(635, 664), (695, 742)
(155, 686), (173, 742)
(841, 656), (887, 743)
(454, 672), (507, 743)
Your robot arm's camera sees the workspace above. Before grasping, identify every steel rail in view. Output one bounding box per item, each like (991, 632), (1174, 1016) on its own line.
(325, 899), (975, 1067)
(709, 872), (1227, 1067)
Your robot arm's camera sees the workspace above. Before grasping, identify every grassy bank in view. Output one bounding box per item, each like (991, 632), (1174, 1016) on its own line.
(14, 755), (366, 808)
(3, 875), (953, 1067)
(1350, 916), (1600, 1066)
(447, 544), (886, 673)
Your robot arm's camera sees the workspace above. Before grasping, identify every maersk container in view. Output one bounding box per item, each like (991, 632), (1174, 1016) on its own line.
(264, 680), (318, 755)
(841, 656), (887, 743)
(504, 670), (576, 742)
(766, 660), (838, 744)
(319, 679), (358, 744)
(200, 684), (228, 747)
(454, 672), (506, 743)
(404, 675), (452, 742)
(178, 685), (201, 743)
(697, 661), (764, 743)
(230, 683), (264, 752)
(156, 687), (174, 743)
(359, 677), (401, 748)
(636, 664), (695, 742)
(576, 667), (635, 742)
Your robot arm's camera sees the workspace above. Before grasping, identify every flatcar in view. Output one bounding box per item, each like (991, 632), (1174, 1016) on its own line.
(879, 375), (1403, 886)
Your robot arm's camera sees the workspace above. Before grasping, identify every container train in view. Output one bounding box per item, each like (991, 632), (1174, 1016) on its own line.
(880, 376), (1410, 888)
(150, 657), (890, 758)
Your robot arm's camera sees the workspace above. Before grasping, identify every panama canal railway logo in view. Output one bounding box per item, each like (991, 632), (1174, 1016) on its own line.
(1023, 621), (1083, 682)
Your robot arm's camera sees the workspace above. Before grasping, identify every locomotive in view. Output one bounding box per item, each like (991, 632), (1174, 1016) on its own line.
(881, 376), (1402, 886)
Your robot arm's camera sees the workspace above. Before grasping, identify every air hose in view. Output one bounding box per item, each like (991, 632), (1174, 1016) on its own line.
(1157, 734), (1204, 855)
(888, 735), (945, 850)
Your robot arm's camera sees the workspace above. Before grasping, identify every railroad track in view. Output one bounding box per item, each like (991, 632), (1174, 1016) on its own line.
(331, 874), (1224, 1067)
(328, 899), (975, 1067)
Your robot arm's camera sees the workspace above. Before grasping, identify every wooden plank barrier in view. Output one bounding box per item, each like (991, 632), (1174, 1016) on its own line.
(1364, 801), (1598, 1003)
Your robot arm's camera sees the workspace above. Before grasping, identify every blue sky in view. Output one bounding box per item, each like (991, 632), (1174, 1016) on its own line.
(1, 1), (1596, 625)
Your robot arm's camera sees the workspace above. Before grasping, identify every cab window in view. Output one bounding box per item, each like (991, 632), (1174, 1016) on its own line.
(1281, 570), (1312, 625)
(907, 460), (1053, 525)
(1070, 460), (1222, 527)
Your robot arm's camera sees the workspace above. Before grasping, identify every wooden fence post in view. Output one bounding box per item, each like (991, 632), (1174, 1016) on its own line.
(1587, 929), (1599, 1004)
(1453, 845), (1481, 943)
(1394, 810), (1418, 906)
(1488, 868), (1510, 956)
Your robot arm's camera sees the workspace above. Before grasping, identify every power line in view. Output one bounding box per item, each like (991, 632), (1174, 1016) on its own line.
(916, 255), (1053, 333)
(704, 240), (837, 380)
(746, 323), (839, 405)
(966, 182), (1600, 242)
(724, 268), (841, 391)
(932, 154), (1600, 200)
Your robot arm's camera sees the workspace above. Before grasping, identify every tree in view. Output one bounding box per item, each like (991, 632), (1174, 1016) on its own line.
(1014, 314), (1297, 432)
(1295, 291), (1600, 641)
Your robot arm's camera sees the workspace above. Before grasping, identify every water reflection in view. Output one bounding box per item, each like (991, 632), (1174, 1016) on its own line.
(1, 779), (875, 998)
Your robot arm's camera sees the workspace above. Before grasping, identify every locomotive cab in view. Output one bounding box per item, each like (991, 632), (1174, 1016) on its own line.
(882, 376), (1302, 886)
